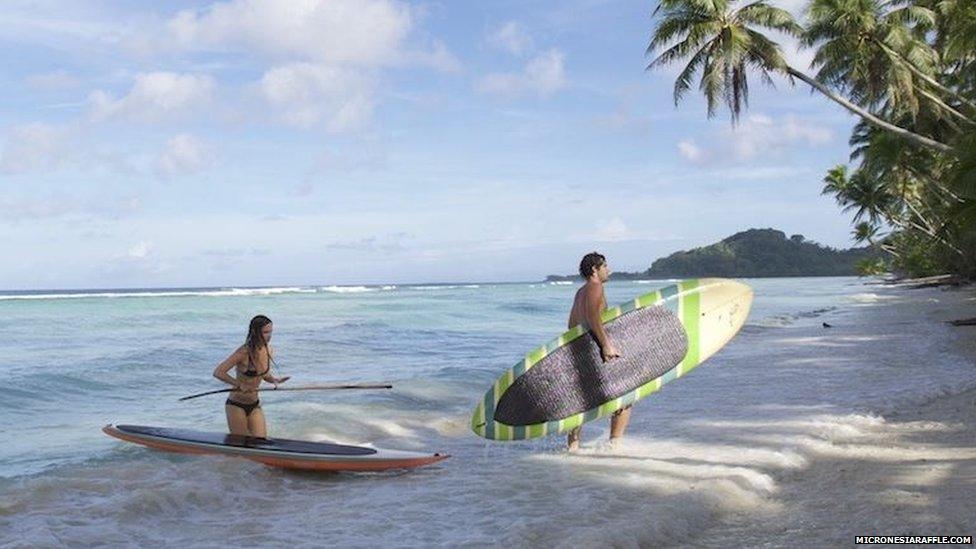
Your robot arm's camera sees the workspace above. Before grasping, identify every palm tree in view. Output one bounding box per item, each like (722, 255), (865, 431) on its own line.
(821, 164), (898, 223)
(928, 0), (976, 111)
(931, 0), (976, 64)
(826, 150), (967, 257)
(647, 0), (955, 153)
(805, 0), (975, 124)
(852, 220), (903, 257)
(853, 221), (880, 244)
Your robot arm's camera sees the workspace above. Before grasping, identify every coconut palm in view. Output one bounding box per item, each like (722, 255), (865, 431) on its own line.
(931, 0), (976, 63)
(821, 164), (899, 223)
(648, 0), (955, 153)
(853, 221), (880, 244)
(928, 0), (976, 112)
(805, 0), (974, 124)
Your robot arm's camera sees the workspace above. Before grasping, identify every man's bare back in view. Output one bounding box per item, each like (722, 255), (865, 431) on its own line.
(568, 282), (606, 329)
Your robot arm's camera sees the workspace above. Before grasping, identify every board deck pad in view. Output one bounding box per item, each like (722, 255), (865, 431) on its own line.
(104, 424), (450, 471)
(493, 305), (687, 426)
(471, 278), (754, 441)
(114, 425), (377, 456)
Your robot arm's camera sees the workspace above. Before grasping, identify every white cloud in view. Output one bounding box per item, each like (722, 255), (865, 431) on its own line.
(295, 183), (314, 197)
(488, 21), (533, 56)
(165, 0), (412, 66)
(594, 217), (630, 242)
(705, 166), (810, 181)
(478, 49), (568, 98)
(312, 143), (387, 173)
(259, 63), (375, 130)
(0, 193), (141, 222)
(678, 114), (834, 165)
(89, 72), (216, 123)
(730, 114), (833, 159)
(201, 247), (271, 259)
(127, 241), (152, 260)
(403, 39), (461, 72)
(0, 194), (75, 220)
(677, 140), (704, 163)
(72, 1), (451, 134)
(155, 134), (211, 177)
(327, 233), (411, 253)
(25, 70), (80, 90)
(0, 122), (73, 174)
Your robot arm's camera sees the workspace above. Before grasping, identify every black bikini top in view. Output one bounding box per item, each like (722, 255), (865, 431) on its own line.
(242, 352), (270, 378)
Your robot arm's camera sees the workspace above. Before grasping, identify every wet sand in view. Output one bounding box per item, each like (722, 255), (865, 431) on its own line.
(687, 283), (976, 547)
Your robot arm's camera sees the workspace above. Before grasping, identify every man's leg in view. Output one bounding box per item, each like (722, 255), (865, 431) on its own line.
(567, 426), (582, 452)
(609, 406), (632, 445)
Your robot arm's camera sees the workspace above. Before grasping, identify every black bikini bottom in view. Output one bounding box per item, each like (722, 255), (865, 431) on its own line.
(225, 399), (261, 416)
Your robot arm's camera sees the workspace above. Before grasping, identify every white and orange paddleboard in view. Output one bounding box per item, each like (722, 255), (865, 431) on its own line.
(103, 424), (449, 472)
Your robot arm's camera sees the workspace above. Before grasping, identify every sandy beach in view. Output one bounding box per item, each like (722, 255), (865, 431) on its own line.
(676, 283), (976, 547)
(511, 281), (976, 549)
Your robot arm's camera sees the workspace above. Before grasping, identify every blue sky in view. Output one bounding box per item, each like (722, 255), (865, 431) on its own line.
(1, 0), (859, 289)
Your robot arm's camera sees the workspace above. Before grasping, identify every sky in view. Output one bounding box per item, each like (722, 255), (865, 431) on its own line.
(0, 0), (862, 289)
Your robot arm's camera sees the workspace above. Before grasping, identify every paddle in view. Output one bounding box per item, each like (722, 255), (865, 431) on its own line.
(178, 383), (393, 401)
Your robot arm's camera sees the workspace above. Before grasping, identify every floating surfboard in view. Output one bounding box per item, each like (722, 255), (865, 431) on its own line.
(471, 278), (752, 440)
(103, 424), (449, 471)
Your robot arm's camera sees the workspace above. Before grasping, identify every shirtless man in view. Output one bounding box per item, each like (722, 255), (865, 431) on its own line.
(566, 252), (628, 452)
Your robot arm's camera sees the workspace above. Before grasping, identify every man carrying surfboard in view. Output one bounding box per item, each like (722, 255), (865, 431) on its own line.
(566, 252), (628, 451)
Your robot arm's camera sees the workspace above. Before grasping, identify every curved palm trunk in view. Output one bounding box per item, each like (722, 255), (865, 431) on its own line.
(918, 87), (976, 126)
(880, 242), (902, 258)
(785, 67), (955, 155)
(875, 40), (976, 114)
(889, 200), (965, 256)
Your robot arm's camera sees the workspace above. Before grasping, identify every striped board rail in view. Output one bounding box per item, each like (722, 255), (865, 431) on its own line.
(471, 278), (753, 441)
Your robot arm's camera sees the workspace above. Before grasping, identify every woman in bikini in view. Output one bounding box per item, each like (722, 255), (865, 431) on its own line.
(213, 315), (290, 438)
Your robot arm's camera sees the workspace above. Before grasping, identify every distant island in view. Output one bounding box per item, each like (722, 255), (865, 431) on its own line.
(546, 228), (878, 281)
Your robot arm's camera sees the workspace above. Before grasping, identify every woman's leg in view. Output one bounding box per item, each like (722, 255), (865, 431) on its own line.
(225, 404), (250, 436)
(247, 407), (268, 439)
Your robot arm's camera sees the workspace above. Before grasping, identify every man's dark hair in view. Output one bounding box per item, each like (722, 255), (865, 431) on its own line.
(579, 252), (606, 279)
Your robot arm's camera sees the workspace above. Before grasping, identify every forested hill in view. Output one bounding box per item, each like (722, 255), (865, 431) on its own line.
(546, 229), (877, 281)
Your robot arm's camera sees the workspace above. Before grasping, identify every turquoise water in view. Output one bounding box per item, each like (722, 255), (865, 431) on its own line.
(1, 278), (973, 547)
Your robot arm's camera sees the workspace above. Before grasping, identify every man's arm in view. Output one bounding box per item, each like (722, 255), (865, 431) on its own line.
(585, 285), (620, 362)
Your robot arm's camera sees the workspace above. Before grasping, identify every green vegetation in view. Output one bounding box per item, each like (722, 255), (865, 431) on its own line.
(545, 228), (878, 280)
(647, 0), (976, 278)
(643, 229), (877, 277)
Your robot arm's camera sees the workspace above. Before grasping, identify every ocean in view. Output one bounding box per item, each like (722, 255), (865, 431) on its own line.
(1, 277), (974, 547)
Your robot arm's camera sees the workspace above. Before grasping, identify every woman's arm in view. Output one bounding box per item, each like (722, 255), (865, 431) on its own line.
(262, 345), (290, 386)
(213, 347), (244, 388)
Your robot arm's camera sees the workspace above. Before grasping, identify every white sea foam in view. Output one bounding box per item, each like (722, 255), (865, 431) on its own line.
(849, 292), (897, 303)
(319, 285), (373, 293)
(0, 287), (315, 300)
(548, 281), (573, 286)
(410, 284), (480, 290)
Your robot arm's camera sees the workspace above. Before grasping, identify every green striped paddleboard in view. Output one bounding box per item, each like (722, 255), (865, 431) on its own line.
(471, 278), (753, 440)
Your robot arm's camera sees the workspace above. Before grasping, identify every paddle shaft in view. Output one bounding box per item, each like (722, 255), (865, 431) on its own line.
(179, 383), (393, 401)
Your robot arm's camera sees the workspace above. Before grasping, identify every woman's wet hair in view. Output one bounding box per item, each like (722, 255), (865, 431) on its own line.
(245, 315), (276, 369)
(579, 252), (606, 279)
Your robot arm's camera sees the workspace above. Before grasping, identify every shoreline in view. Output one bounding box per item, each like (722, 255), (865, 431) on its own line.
(1, 278), (972, 546)
(686, 283), (976, 547)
